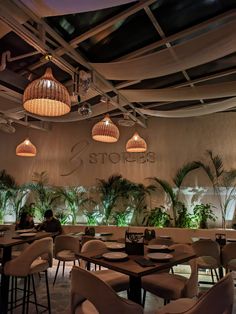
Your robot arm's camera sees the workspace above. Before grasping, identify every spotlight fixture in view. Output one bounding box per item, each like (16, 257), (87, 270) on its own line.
(78, 102), (92, 117)
(92, 114), (119, 143)
(126, 132), (147, 152)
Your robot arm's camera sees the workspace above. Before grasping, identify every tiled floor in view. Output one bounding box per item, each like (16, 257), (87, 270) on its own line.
(8, 262), (236, 313)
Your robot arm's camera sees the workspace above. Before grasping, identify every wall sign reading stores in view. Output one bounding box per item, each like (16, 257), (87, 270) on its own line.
(89, 152), (156, 164)
(61, 140), (156, 177)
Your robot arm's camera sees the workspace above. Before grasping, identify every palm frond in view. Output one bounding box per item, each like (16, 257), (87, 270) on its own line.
(151, 177), (176, 205)
(222, 170), (236, 187)
(195, 161), (214, 183)
(173, 162), (200, 188)
(0, 169), (17, 189)
(206, 150), (224, 178)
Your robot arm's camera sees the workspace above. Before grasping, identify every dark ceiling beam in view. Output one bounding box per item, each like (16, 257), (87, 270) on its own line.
(144, 6), (205, 104)
(10, 0), (147, 127)
(0, 69), (29, 91)
(117, 9), (236, 61)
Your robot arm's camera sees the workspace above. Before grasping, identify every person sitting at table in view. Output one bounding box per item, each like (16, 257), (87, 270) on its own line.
(37, 209), (62, 234)
(15, 211), (35, 230)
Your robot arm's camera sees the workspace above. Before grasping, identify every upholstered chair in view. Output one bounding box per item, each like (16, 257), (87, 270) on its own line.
(142, 244), (198, 306)
(80, 239), (130, 293)
(192, 239), (221, 283)
(156, 273), (234, 314)
(53, 235), (81, 285)
(4, 237), (53, 314)
(221, 242), (236, 273)
(71, 266), (143, 314)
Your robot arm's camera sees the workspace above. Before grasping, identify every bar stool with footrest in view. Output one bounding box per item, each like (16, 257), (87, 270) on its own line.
(4, 237), (53, 314)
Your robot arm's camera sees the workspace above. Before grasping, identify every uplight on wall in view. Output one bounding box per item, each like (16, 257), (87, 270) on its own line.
(126, 132), (147, 152)
(92, 114), (120, 143)
(23, 67), (71, 117)
(16, 138), (37, 157)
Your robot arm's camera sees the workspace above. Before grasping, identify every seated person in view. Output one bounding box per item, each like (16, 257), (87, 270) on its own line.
(37, 209), (62, 234)
(15, 212), (35, 230)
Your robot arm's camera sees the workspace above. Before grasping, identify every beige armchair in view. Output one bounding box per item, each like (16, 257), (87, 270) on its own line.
(156, 273), (234, 314)
(71, 265), (143, 314)
(221, 242), (236, 273)
(4, 237), (53, 313)
(53, 235), (81, 285)
(192, 239), (221, 283)
(142, 244), (198, 306)
(81, 239), (129, 293)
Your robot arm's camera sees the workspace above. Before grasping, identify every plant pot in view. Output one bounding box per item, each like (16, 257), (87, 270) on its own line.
(200, 221), (208, 229)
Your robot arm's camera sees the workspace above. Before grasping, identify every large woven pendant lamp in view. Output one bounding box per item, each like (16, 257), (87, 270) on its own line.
(16, 138), (37, 157)
(126, 132), (147, 152)
(23, 67), (71, 117)
(92, 114), (119, 143)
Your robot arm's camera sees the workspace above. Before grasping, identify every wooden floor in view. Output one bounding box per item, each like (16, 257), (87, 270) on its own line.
(9, 262), (236, 313)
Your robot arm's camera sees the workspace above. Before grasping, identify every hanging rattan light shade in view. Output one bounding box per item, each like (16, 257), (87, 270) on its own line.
(16, 138), (37, 157)
(92, 114), (120, 143)
(126, 132), (147, 152)
(23, 67), (71, 117)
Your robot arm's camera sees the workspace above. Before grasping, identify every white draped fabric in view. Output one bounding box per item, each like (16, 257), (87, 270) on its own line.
(91, 20), (236, 80)
(139, 97), (236, 118)
(21, 0), (137, 16)
(119, 81), (236, 102)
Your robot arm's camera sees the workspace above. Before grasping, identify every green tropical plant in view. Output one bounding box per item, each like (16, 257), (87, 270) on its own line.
(193, 203), (217, 229)
(56, 186), (90, 224)
(83, 209), (101, 226)
(28, 171), (58, 220)
(196, 150), (236, 228)
(9, 185), (29, 222)
(0, 169), (17, 222)
(112, 209), (131, 226)
(144, 206), (171, 227)
(175, 202), (195, 228)
(150, 162), (200, 226)
(128, 183), (155, 225)
(97, 174), (137, 224)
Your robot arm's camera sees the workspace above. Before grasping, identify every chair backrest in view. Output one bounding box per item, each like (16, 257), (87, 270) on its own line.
(81, 239), (106, 253)
(187, 273), (234, 314)
(192, 239), (221, 264)
(221, 242), (236, 267)
(71, 266), (143, 314)
(54, 235), (80, 256)
(149, 237), (174, 246)
(171, 244), (198, 298)
(4, 237), (53, 277)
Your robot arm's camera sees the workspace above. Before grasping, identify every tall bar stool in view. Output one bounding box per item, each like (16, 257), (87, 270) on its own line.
(53, 235), (81, 286)
(4, 237), (53, 314)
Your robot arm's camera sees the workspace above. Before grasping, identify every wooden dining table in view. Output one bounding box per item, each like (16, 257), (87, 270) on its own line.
(76, 246), (196, 305)
(0, 230), (53, 314)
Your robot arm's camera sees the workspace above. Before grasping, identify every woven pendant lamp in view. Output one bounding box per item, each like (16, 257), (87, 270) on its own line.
(16, 138), (37, 157)
(92, 114), (120, 143)
(126, 132), (147, 152)
(23, 67), (71, 117)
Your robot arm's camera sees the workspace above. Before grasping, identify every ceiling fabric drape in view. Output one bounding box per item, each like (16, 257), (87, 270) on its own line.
(91, 20), (236, 80)
(21, 0), (137, 16)
(119, 81), (236, 102)
(139, 97), (236, 118)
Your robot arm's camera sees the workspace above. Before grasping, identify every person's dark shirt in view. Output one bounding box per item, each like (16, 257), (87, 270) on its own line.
(38, 217), (62, 234)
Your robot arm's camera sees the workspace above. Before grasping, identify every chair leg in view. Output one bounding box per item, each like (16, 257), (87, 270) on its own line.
(62, 261), (65, 277)
(210, 269), (215, 283)
(142, 290), (147, 307)
(53, 260), (61, 286)
(32, 275), (39, 314)
(22, 276), (28, 314)
(45, 270), (51, 314)
(26, 275), (31, 314)
(214, 269), (219, 281)
(10, 276), (14, 314)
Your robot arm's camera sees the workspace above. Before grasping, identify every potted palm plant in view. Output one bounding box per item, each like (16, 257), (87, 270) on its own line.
(150, 162), (200, 226)
(193, 203), (217, 229)
(144, 206), (171, 227)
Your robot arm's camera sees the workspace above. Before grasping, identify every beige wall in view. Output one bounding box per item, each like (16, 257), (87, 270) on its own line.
(0, 113), (236, 187)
